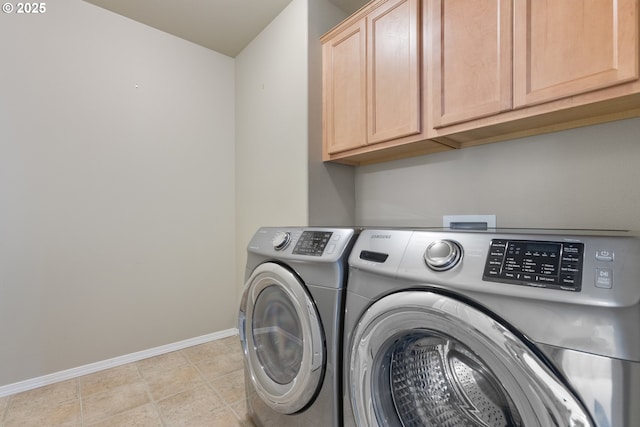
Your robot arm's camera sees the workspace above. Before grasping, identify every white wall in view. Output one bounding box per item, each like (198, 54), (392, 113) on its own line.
(356, 117), (640, 230)
(0, 0), (236, 387)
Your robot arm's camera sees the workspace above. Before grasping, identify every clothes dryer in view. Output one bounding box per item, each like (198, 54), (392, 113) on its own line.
(239, 227), (357, 427)
(344, 228), (640, 427)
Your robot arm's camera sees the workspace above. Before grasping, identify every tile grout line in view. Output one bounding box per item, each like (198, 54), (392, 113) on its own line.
(221, 337), (250, 423)
(134, 361), (169, 427)
(183, 348), (234, 418)
(182, 339), (247, 423)
(190, 354), (228, 414)
(77, 379), (84, 427)
(195, 341), (248, 423)
(0, 394), (7, 427)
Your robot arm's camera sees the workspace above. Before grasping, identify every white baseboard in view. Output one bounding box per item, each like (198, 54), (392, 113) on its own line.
(0, 328), (239, 398)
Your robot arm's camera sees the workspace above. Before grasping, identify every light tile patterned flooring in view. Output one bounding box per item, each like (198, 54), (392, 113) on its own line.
(0, 336), (255, 426)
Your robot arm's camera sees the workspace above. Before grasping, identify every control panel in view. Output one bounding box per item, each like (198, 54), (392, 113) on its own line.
(292, 231), (334, 256)
(483, 240), (584, 291)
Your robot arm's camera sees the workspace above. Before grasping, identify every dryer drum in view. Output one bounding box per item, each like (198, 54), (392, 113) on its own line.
(349, 291), (594, 427)
(383, 333), (522, 427)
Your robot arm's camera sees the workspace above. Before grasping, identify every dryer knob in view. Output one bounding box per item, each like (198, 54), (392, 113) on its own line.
(424, 240), (463, 271)
(272, 231), (291, 251)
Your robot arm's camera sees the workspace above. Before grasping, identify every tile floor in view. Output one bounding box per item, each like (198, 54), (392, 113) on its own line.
(0, 336), (255, 427)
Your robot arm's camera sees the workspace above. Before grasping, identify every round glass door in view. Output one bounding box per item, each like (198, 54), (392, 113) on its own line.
(252, 285), (303, 385)
(349, 291), (593, 427)
(239, 262), (324, 414)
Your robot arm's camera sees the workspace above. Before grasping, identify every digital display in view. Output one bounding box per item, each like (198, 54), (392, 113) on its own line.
(523, 242), (561, 253)
(292, 231), (333, 256)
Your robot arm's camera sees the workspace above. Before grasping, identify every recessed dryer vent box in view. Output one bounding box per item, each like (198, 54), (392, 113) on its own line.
(443, 215), (497, 230)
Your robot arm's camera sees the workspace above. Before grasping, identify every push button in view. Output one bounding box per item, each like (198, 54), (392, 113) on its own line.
(595, 268), (613, 289)
(485, 267), (500, 276)
(487, 257), (502, 267)
(595, 250), (614, 262)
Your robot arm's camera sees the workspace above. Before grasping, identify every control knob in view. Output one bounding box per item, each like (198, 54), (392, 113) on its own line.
(272, 231), (291, 251)
(424, 240), (463, 271)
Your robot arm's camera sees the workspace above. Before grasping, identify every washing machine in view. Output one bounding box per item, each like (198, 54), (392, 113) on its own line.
(343, 228), (640, 427)
(239, 226), (358, 427)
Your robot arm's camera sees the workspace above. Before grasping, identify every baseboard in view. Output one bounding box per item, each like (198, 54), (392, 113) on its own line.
(0, 328), (239, 398)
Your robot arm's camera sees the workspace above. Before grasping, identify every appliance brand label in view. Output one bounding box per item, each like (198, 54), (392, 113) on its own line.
(370, 234), (392, 239)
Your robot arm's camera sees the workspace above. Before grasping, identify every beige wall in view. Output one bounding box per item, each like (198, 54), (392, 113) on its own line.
(0, 0), (236, 386)
(308, 0), (355, 227)
(356, 117), (640, 230)
(234, 0), (353, 300)
(234, 0), (310, 296)
(0, 0), (354, 390)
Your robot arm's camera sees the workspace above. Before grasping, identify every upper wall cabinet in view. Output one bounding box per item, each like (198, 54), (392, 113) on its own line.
(322, 0), (455, 165)
(322, 18), (367, 155)
(322, 0), (640, 164)
(429, 0), (640, 146)
(513, 0), (638, 108)
(367, 0), (421, 144)
(429, 0), (513, 127)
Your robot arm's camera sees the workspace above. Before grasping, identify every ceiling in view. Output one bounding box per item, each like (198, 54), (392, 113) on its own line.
(82, 0), (368, 57)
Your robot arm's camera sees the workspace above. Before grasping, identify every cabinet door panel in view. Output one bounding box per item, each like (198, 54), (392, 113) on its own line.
(514, 0), (639, 108)
(431, 0), (512, 127)
(323, 20), (367, 154)
(368, 0), (421, 144)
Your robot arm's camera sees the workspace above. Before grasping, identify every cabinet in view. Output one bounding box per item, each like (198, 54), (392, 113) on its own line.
(429, 0), (640, 146)
(322, 0), (455, 164)
(322, 18), (367, 155)
(429, 0), (512, 127)
(514, 0), (638, 108)
(322, 0), (640, 165)
(367, 0), (421, 143)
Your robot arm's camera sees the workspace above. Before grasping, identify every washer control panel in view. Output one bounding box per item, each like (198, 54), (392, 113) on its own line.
(292, 231), (334, 256)
(483, 240), (584, 291)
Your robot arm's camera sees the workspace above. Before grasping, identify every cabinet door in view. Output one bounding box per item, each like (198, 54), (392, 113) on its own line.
(323, 20), (367, 154)
(367, 0), (421, 144)
(514, 0), (639, 108)
(430, 0), (512, 127)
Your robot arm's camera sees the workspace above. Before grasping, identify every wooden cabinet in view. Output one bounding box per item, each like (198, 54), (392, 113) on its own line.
(322, 0), (455, 164)
(322, 19), (367, 155)
(513, 0), (639, 108)
(367, 0), (421, 143)
(429, 0), (640, 147)
(322, 0), (640, 165)
(429, 0), (513, 127)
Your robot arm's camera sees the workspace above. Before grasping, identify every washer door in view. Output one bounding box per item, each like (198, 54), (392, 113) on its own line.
(239, 262), (324, 414)
(349, 291), (594, 427)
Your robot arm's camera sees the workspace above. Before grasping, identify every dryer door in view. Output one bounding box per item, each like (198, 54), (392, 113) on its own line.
(239, 262), (324, 414)
(348, 291), (593, 427)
